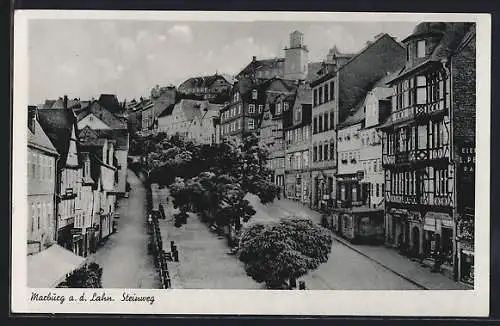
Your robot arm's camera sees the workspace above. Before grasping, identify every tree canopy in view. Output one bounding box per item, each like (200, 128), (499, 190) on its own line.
(132, 132), (280, 231)
(239, 217), (333, 289)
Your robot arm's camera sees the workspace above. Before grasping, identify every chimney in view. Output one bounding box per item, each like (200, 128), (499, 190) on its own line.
(63, 95), (68, 109)
(27, 106), (37, 133)
(252, 56), (257, 62)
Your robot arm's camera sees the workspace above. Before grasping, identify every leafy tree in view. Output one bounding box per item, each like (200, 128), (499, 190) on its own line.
(59, 262), (103, 288)
(239, 217), (333, 289)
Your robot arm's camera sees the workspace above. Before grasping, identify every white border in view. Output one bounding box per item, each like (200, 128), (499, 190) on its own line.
(12, 10), (491, 316)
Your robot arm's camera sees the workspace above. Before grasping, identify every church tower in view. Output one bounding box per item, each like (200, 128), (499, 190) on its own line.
(284, 30), (309, 81)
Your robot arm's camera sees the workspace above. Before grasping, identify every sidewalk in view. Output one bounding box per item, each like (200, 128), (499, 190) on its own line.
(331, 235), (473, 290)
(247, 195), (473, 290)
(153, 187), (262, 289)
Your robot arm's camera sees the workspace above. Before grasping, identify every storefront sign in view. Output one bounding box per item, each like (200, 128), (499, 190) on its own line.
(424, 223), (436, 232)
(442, 219), (454, 228)
(424, 217), (437, 231)
(459, 146), (475, 173)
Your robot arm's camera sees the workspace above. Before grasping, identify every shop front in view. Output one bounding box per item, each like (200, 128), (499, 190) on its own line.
(311, 170), (336, 210)
(385, 208), (409, 251)
(100, 213), (112, 241)
(71, 229), (84, 257)
(57, 223), (75, 253)
(334, 208), (384, 244)
(420, 212), (455, 276)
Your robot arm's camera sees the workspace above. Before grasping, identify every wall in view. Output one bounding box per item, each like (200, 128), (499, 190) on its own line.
(337, 123), (362, 175)
(27, 194), (55, 250)
(78, 114), (111, 130)
(337, 35), (406, 122)
(452, 27), (476, 151)
(27, 148), (56, 199)
(115, 149), (128, 193)
(311, 75), (337, 172)
(284, 48), (308, 80)
(359, 125), (384, 207)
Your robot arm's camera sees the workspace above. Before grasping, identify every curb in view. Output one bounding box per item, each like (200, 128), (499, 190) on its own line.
(331, 235), (429, 290)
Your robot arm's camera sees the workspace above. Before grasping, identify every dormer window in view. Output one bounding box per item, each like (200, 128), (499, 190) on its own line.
(417, 40), (426, 58)
(252, 89), (258, 100)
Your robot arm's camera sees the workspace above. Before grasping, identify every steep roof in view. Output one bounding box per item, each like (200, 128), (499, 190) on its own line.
(337, 98), (366, 129)
(283, 83), (312, 129)
(28, 119), (58, 155)
(295, 83), (312, 104)
(178, 74), (231, 90)
(98, 94), (123, 114)
(390, 22), (475, 83)
(312, 34), (405, 123)
(157, 103), (176, 118)
(178, 99), (207, 121)
(77, 101), (127, 129)
(402, 22), (447, 43)
(236, 57), (285, 79)
(40, 99), (56, 110)
(306, 62), (322, 82)
(37, 109), (79, 167)
(91, 129), (129, 150)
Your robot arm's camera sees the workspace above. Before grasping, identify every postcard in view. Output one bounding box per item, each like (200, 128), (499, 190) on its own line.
(11, 10), (490, 316)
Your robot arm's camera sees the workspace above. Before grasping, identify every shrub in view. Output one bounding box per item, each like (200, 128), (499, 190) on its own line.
(59, 262), (103, 288)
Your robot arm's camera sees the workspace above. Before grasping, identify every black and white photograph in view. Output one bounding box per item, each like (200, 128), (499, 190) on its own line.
(11, 11), (490, 316)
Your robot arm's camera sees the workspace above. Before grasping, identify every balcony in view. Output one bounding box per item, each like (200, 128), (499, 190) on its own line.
(386, 193), (453, 208)
(414, 101), (446, 120)
(387, 102), (447, 128)
(382, 146), (449, 167)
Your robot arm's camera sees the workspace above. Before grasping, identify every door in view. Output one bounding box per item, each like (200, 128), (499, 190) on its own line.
(412, 226), (420, 257)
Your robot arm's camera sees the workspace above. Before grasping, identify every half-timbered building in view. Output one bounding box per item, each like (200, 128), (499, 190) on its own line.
(379, 22), (476, 283)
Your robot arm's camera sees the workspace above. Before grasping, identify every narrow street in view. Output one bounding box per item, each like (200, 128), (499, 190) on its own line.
(91, 170), (161, 288)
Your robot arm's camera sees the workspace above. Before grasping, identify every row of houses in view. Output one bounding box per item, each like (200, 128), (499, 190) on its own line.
(125, 75), (233, 136)
(215, 23), (475, 286)
(130, 23), (475, 286)
(27, 95), (130, 287)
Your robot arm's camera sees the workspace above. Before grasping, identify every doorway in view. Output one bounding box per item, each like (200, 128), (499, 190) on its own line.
(412, 226), (420, 257)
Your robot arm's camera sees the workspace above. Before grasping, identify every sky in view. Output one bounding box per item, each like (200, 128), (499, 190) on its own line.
(28, 19), (417, 105)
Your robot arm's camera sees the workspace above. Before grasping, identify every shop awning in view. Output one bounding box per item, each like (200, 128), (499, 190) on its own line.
(27, 244), (86, 288)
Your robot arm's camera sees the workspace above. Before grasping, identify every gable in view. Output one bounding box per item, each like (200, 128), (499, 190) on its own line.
(66, 126), (79, 166)
(78, 113), (112, 130)
(267, 79), (293, 93)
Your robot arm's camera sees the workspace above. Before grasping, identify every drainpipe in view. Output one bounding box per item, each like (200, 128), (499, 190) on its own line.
(54, 156), (61, 245)
(444, 58), (459, 281)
